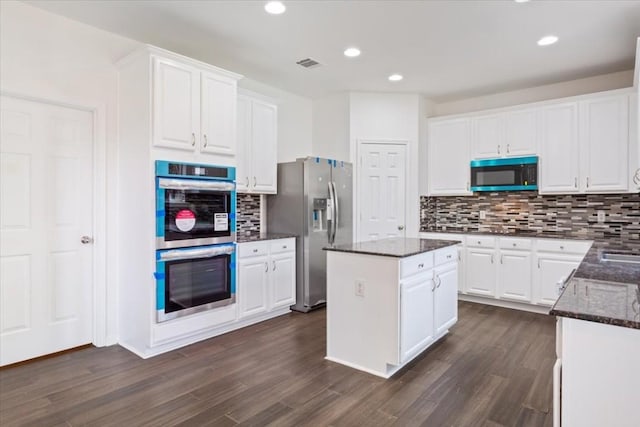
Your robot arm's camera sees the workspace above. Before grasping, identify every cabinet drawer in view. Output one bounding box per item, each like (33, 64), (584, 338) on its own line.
(238, 241), (269, 258)
(434, 246), (458, 266)
(270, 238), (295, 254)
(536, 239), (592, 255)
(401, 252), (435, 278)
(419, 233), (465, 243)
(499, 237), (533, 251)
(466, 236), (496, 248)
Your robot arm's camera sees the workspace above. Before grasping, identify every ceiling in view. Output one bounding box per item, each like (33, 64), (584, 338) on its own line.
(26, 0), (640, 102)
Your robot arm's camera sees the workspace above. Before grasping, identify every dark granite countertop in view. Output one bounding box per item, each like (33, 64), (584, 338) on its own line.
(237, 232), (297, 243)
(421, 228), (595, 241)
(323, 237), (460, 258)
(573, 239), (640, 284)
(550, 277), (640, 329)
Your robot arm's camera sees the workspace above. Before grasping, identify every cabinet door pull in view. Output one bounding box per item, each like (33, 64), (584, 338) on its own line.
(272, 260), (277, 271)
(458, 252), (461, 261)
(245, 176), (249, 187)
(203, 134), (208, 148)
(264, 262), (268, 273)
(254, 176), (257, 187)
(431, 280), (436, 292)
(467, 181), (470, 191)
(586, 177), (590, 188)
(497, 144), (501, 154)
(559, 246), (564, 250)
(446, 254), (452, 259)
(506, 144), (510, 154)
(538, 259), (541, 269)
(574, 177), (578, 188)
(585, 285), (589, 297)
(253, 248), (258, 253)
(512, 243), (516, 247)
(436, 275), (442, 288)
(491, 254), (494, 264)
(191, 132), (196, 147)
(418, 263), (424, 269)
(282, 245), (287, 249)
(500, 254), (504, 264)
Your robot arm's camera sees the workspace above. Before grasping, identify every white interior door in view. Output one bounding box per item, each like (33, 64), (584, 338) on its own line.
(358, 142), (407, 242)
(0, 96), (94, 366)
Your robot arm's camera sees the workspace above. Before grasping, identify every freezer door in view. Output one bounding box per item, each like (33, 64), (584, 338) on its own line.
(304, 158), (332, 308)
(331, 161), (353, 246)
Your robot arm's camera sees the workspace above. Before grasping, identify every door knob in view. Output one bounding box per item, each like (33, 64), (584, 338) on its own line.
(81, 236), (94, 244)
(398, 225), (405, 231)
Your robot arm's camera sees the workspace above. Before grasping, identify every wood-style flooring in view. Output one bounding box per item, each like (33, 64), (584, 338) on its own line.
(0, 301), (556, 426)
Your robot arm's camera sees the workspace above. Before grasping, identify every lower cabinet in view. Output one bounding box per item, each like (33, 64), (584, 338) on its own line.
(434, 262), (459, 335)
(534, 253), (582, 306)
(238, 238), (296, 319)
(400, 272), (435, 362)
(498, 249), (532, 302)
(465, 247), (497, 297)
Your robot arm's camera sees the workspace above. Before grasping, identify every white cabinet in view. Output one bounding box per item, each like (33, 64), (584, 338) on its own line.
(471, 110), (537, 159)
(434, 262), (458, 336)
(238, 238), (295, 319)
(428, 118), (471, 195)
(152, 56), (238, 158)
(400, 272), (435, 362)
(534, 254), (582, 306)
(539, 102), (580, 194)
(465, 247), (497, 297)
(498, 249), (532, 302)
(579, 94), (629, 192)
(236, 93), (278, 194)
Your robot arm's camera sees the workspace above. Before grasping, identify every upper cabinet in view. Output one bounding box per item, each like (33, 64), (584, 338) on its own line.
(539, 102), (580, 194)
(579, 94), (629, 193)
(471, 110), (537, 159)
(153, 57), (238, 158)
(428, 118), (472, 195)
(236, 92), (278, 194)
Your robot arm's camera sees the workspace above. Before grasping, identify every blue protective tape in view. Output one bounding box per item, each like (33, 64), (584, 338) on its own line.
(156, 210), (165, 217)
(154, 272), (165, 280)
(327, 159), (332, 165)
(333, 160), (337, 167)
(315, 157), (320, 163)
(470, 156), (538, 167)
(230, 262), (236, 269)
(229, 213), (236, 220)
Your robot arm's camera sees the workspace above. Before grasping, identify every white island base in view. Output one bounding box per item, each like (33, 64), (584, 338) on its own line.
(325, 239), (459, 378)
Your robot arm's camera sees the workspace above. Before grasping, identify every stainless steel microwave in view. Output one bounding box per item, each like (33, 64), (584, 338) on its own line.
(470, 156), (538, 192)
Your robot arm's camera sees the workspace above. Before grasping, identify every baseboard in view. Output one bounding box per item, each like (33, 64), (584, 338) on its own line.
(459, 294), (551, 315)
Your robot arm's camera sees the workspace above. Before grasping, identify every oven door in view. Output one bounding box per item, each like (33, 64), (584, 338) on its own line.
(155, 244), (236, 322)
(156, 178), (236, 249)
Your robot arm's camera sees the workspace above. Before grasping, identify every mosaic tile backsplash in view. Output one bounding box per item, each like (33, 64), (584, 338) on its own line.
(237, 194), (261, 233)
(420, 192), (640, 240)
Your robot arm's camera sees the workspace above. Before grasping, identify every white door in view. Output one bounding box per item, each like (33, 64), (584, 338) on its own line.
(358, 143), (407, 241)
(498, 250), (532, 302)
(400, 272), (434, 362)
(539, 102), (580, 194)
(200, 71), (237, 157)
(235, 95), (251, 192)
(428, 118), (471, 195)
(535, 255), (581, 306)
(434, 263), (458, 336)
(152, 57), (200, 151)
(238, 257), (269, 318)
(472, 113), (503, 159)
(250, 100), (277, 193)
(464, 248), (497, 297)
(270, 252), (296, 309)
(580, 94), (629, 192)
(1, 96), (94, 366)
(503, 109), (537, 157)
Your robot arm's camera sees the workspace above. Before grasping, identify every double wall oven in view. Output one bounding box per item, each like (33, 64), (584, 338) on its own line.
(155, 161), (237, 322)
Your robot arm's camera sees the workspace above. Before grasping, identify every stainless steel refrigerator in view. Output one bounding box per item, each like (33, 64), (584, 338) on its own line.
(267, 157), (353, 312)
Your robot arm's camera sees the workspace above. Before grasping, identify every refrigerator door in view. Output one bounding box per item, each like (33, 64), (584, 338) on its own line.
(303, 158), (332, 309)
(331, 161), (353, 247)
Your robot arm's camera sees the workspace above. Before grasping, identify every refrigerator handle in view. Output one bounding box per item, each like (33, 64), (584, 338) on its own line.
(327, 182), (334, 244)
(332, 181), (339, 244)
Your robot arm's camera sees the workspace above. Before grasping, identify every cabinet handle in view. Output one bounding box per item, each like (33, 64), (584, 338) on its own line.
(538, 259), (541, 269)
(512, 243), (516, 247)
(467, 181), (470, 191)
(203, 134), (208, 148)
(574, 177), (578, 188)
(253, 248), (258, 253)
(586, 177), (589, 188)
(282, 245), (287, 249)
(585, 285), (589, 297)
(560, 246), (564, 250)
(477, 241), (481, 245)
(264, 262), (268, 273)
(497, 144), (501, 154)
(500, 254), (504, 264)
(191, 132), (196, 147)
(432, 280), (436, 292)
(506, 144), (510, 154)
(254, 176), (257, 187)
(458, 252), (461, 261)
(446, 254), (452, 259)
(573, 283), (577, 295)
(436, 275), (442, 288)
(491, 254), (494, 264)
(273, 260), (276, 271)
(246, 177), (249, 187)
(418, 263), (424, 268)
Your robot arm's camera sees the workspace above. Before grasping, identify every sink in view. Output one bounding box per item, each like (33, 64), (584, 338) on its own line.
(600, 253), (640, 264)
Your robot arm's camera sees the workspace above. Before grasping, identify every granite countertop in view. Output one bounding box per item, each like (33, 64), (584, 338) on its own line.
(550, 277), (640, 329)
(421, 228), (595, 241)
(323, 237), (460, 258)
(237, 232), (297, 243)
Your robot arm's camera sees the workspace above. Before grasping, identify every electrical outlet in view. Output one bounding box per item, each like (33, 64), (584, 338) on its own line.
(355, 280), (365, 297)
(597, 210), (606, 223)
(479, 210), (487, 220)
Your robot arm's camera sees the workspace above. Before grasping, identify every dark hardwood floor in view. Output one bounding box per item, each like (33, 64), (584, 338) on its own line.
(0, 301), (556, 426)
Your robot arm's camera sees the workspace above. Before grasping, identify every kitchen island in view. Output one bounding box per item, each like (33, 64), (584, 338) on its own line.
(324, 237), (460, 378)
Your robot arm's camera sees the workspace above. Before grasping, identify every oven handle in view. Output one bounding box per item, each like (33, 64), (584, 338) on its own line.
(158, 178), (235, 192)
(159, 245), (235, 261)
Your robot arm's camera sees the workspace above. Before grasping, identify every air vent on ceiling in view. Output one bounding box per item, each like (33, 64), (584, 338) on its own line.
(296, 58), (321, 69)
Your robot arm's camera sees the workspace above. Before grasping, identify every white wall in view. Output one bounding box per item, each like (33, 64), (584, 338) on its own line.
(312, 92), (350, 161)
(349, 92), (422, 239)
(434, 69), (634, 116)
(0, 1), (312, 345)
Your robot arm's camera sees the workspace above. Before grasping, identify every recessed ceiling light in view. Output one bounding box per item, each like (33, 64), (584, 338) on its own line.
(388, 74), (403, 82)
(514, 0), (530, 3)
(344, 47), (361, 58)
(265, 1), (286, 15)
(537, 35), (559, 46)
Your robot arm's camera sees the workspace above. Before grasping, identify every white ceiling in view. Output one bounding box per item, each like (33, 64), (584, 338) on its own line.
(26, 0), (640, 102)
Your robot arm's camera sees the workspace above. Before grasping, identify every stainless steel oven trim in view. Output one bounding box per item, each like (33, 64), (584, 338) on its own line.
(159, 245), (235, 261)
(156, 233), (236, 250)
(157, 295), (236, 322)
(158, 178), (236, 191)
